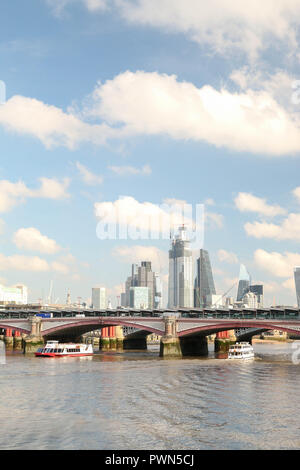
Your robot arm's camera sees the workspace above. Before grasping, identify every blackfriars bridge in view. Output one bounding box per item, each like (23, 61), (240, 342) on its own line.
(1, 307), (300, 356)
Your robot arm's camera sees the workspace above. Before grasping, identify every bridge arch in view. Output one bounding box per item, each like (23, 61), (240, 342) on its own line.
(42, 319), (164, 340)
(178, 321), (300, 338)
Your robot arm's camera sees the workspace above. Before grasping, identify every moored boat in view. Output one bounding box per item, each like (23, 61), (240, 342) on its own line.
(228, 342), (254, 360)
(35, 340), (93, 357)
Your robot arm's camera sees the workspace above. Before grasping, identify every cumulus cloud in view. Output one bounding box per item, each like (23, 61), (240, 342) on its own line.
(13, 228), (61, 255)
(76, 162), (103, 185)
(47, 0), (107, 15)
(235, 192), (286, 217)
(95, 195), (196, 239)
(108, 164), (152, 176)
(116, 0), (300, 60)
(112, 245), (168, 272)
(0, 177), (70, 213)
(1, 72), (300, 156)
(87, 71), (300, 156)
(254, 249), (300, 278)
(293, 187), (300, 203)
(245, 213), (300, 241)
(0, 253), (73, 274)
(218, 249), (239, 264)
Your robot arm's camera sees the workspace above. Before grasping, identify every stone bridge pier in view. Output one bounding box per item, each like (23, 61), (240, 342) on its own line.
(23, 316), (44, 354)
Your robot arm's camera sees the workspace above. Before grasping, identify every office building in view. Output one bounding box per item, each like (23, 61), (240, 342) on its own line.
(168, 226), (193, 308)
(0, 284), (28, 305)
(194, 249), (216, 308)
(236, 264), (251, 301)
(92, 287), (106, 309)
(130, 286), (149, 309)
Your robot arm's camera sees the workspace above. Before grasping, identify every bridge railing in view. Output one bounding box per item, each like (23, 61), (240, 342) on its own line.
(0, 308), (299, 321)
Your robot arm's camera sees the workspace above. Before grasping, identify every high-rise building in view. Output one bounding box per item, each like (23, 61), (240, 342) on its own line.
(236, 264), (251, 301)
(168, 226), (193, 308)
(0, 284), (28, 305)
(124, 261), (157, 308)
(92, 287), (106, 309)
(242, 291), (258, 309)
(194, 249), (216, 308)
(138, 261), (156, 309)
(130, 286), (149, 309)
(154, 273), (162, 308)
(294, 267), (300, 307)
(249, 285), (263, 307)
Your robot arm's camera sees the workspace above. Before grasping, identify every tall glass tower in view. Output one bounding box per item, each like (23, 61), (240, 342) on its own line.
(294, 267), (300, 307)
(194, 249), (216, 307)
(168, 226), (193, 308)
(236, 264), (251, 301)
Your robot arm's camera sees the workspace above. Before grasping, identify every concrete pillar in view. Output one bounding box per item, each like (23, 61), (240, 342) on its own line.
(109, 326), (117, 350)
(115, 326), (124, 350)
(100, 327), (110, 350)
(23, 316), (44, 354)
(160, 316), (182, 358)
(13, 331), (23, 350)
(4, 328), (14, 349)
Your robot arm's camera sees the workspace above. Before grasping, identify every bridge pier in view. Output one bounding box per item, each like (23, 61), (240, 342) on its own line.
(160, 316), (182, 358)
(13, 330), (23, 350)
(214, 331), (236, 352)
(23, 317), (44, 354)
(100, 327), (110, 350)
(4, 329), (14, 349)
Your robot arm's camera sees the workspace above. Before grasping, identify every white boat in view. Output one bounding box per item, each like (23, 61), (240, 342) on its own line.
(228, 342), (254, 360)
(35, 340), (93, 357)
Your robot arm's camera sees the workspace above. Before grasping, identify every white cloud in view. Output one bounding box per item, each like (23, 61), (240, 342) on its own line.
(76, 162), (103, 185)
(108, 164), (152, 176)
(2, 71), (300, 156)
(245, 213), (300, 241)
(0, 95), (110, 149)
(88, 71), (300, 156)
(293, 187), (300, 203)
(0, 177), (70, 213)
(254, 249), (300, 278)
(0, 254), (50, 272)
(282, 277), (295, 291)
(218, 249), (239, 264)
(13, 228), (61, 255)
(112, 245), (168, 272)
(235, 192), (286, 217)
(116, 0), (300, 60)
(47, 0), (107, 15)
(95, 196), (195, 238)
(205, 212), (224, 229)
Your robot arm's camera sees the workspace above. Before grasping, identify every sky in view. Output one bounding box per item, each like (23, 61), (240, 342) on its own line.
(0, 0), (300, 307)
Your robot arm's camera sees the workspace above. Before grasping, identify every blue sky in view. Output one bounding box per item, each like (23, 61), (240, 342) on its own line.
(0, 0), (300, 306)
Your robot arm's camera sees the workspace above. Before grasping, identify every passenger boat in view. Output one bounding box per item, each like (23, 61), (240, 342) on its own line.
(228, 342), (254, 360)
(35, 340), (93, 357)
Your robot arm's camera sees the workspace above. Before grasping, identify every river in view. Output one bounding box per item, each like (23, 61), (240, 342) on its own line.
(0, 341), (300, 450)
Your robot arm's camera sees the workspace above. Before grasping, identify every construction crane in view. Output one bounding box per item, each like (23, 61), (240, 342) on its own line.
(48, 280), (53, 305)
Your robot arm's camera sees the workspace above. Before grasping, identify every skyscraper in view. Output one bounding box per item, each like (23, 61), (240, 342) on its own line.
(236, 264), (251, 301)
(168, 226), (193, 308)
(194, 249), (216, 307)
(294, 267), (300, 307)
(130, 286), (149, 309)
(249, 285), (263, 307)
(124, 261), (157, 308)
(92, 287), (106, 309)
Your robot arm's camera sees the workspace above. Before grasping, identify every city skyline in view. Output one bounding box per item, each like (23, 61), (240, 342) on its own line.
(0, 1), (299, 308)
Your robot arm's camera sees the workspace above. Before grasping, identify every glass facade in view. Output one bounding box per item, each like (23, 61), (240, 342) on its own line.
(194, 249), (216, 307)
(236, 264), (250, 301)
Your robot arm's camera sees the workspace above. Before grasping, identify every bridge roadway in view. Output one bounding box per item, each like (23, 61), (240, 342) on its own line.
(1, 308), (300, 356)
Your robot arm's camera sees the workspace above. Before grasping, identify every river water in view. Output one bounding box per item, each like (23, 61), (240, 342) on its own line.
(1, 342), (300, 450)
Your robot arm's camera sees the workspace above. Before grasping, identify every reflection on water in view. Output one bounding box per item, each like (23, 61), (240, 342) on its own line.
(0, 342), (300, 450)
